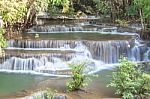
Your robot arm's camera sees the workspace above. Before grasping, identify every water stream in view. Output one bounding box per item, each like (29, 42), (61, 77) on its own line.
(1, 35), (149, 75)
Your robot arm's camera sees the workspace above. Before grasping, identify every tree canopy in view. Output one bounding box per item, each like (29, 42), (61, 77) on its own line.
(0, 0), (150, 30)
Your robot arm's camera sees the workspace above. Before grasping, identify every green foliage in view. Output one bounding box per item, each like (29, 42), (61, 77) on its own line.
(44, 0), (74, 17)
(0, 0), (28, 24)
(134, 0), (150, 28)
(34, 0), (51, 12)
(0, 28), (6, 48)
(35, 34), (39, 39)
(48, 6), (61, 16)
(65, 7), (75, 17)
(125, 3), (138, 17)
(67, 62), (86, 92)
(50, 0), (70, 13)
(44, 89), (57, 99)
(134, 0), (150, 18)
(93, 0), (110, 15)
(67, 62), (97, 92)
(108, 58), (150, 99)
(139, 73), (150, 97)
(50, 0), (62, 5)
(115, 19), (129, 27)
(125, 0), (150, 29)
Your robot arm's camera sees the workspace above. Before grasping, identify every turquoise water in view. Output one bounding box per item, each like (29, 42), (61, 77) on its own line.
(0, 70), (116, 98)
(24, 33), (134, 40)
(89, 70), (116, 97)
(0, 73), (48, 97)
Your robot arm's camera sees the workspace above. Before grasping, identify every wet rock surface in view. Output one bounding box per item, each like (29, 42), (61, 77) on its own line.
(22, 91), (68, 99)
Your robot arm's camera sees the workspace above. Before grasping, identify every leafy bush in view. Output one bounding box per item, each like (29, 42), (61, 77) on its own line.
(93, 0), (110, 15)
(67, 62), (97, 92)
(44, 89), (57, 99)
(115, 19), (129, 27)
(108, 58), (150, 99)
(0, 0), (27, 24)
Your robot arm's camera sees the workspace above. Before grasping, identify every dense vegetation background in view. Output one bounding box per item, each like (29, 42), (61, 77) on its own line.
(0, 0), (150, 30)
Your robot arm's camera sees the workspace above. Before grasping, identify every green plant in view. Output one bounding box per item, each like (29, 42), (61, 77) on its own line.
(44, 89), (57, 99)
(0, 0), (27, 25)
(115, 19), (129, 27)
(93, 0), (110, 15)
(35, 33), (39, 39)
(133, 0), (150, 30)
(107, 58), (150, 99)
(50, 0), (70, 13)
(0, 28), (6, 48)
(67, 61), (97, 92)
(139, 73), (150, 97)
(0, 28), (6, 57)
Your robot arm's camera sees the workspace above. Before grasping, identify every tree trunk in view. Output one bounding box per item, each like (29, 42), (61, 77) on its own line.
(139, 9), (145, 30)
(110, 0), (115, 22)
(23, 0), (36, 30)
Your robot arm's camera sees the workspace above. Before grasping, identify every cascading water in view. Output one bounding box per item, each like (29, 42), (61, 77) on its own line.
(28, 22), (118, 33)
(29, 25), (98, 32)
(0, 21), (150, 76)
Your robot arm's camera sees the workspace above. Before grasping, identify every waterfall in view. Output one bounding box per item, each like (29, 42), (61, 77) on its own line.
(0, 21), (150, 76)
(143, 47), (150, 61)
(1, 38), (149, 76)
(7, 40), (76, 48)
(29, 25), (99, 33)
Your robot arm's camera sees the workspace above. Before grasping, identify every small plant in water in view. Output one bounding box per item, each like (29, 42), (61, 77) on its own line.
(35, 33), (39, 39)
(67, 61), (97, 92)
(107, 58), (150, 99)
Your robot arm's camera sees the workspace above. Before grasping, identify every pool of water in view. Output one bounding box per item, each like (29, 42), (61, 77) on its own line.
(88, 70), (116, 97)
(0, 69), (116, 98)
(0, 73), (49, 97)
(23, 33), (135, 40)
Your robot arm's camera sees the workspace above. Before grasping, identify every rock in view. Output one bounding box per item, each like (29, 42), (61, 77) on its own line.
(54, 95), (67, 99)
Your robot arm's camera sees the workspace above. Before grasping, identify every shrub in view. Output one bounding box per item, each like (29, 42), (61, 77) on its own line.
(66, 62), (97, 92)
(115, 19), (129, 27)
(108, 58), (150, 99)
(44, 89), (57, 99)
